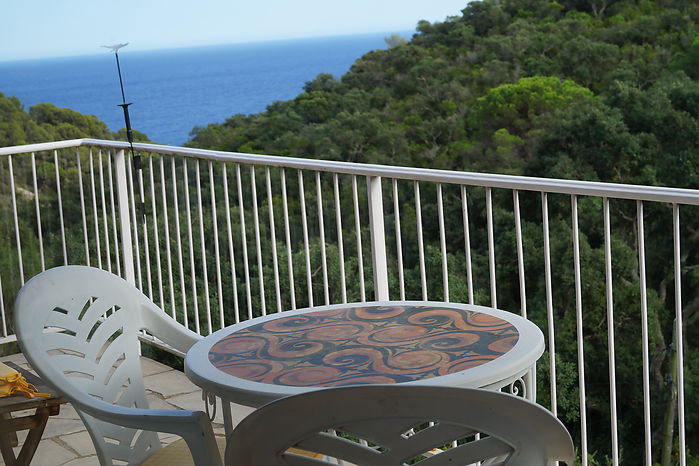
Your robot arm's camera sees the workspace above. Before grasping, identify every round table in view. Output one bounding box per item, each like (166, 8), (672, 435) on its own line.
(185, 301), (545, 409)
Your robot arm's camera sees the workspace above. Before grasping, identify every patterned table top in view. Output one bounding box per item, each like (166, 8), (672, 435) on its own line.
(208, 304), (519, 387)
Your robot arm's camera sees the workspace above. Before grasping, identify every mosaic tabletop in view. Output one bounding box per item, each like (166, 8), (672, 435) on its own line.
(208, 304), (519, 387)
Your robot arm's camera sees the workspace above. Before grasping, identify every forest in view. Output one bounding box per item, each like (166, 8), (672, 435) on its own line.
(2, 0), (699, 464)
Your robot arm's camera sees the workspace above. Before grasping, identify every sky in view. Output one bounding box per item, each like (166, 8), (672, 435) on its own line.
(1, 0), (469, 62)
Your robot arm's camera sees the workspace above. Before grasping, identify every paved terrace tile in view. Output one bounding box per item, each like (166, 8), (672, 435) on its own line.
(0, 352), (247, 465)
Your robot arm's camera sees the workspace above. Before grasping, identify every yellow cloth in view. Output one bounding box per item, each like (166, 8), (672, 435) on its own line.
(0, 362), (51, 398)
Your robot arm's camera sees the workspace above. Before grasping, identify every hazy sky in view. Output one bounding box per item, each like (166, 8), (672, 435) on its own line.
(1, 0), (469, 62)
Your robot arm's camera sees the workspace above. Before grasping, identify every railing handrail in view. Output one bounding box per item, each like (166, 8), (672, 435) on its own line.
(3, 138), (699, 205)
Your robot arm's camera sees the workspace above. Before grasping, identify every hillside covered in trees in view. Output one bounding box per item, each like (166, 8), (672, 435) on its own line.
(188, 0), (699, 192)
(2, 1), (699, 464)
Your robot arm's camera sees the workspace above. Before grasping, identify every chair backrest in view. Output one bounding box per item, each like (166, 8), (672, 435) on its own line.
(226, 385), (575, 466)
(15, 266), (170, 464)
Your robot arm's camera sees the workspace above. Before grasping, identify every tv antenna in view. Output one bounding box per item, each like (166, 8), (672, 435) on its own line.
(103, 43), (145, 219)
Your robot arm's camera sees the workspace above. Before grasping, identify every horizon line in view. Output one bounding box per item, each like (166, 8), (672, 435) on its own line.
(0, 29), (415, 65)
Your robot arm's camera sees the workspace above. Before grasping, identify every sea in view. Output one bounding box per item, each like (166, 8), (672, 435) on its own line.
(0, 32), (406, 146)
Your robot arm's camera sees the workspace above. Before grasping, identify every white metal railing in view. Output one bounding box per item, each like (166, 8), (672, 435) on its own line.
(1, 138), (695, 465)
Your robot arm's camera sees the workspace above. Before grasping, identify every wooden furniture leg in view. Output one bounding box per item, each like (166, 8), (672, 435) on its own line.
(0, 407), (50, 466)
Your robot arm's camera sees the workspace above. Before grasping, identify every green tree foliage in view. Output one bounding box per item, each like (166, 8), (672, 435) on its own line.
(0, 92), (148, 147)
(0, 93), (50, 146)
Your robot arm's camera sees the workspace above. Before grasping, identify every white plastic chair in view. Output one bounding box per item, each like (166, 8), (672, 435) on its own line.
(225, 385), (575, 466)
(14, 265), (223, 466)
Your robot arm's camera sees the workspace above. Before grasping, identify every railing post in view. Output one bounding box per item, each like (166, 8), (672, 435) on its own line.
(367, 176), (389, 301)
(114, 149), (136, 284)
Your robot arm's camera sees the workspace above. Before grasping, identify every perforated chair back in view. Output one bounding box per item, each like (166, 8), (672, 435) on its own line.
(225, 385), (575, 466)
(14, 266), (213, 465)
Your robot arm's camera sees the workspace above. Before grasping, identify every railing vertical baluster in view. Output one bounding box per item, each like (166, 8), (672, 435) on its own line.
(30, 153), (45, 271)
(183, 159), (200, 334)
(415, 181), (427, 301)
(281, 169), (296, 310)
(572, 195), (588, 465)
(250, 167), (266, 316)
(352, 176), (366, 302)
(317, 172), (330, 305)
(603, 197), (619, 465)
(0, 275), (6, 337)
(160, 157), (175, 318)
(98, 151), (112, 272)
(113, 149), (135, 284)
(299, 170), (313, 307)
(138, 161), (153, 298)
(210, 161), (225, 328)
(637, 200), (651, 466)
(334, 174), (347, 303)
(266, 168), (282, 312)
(76, 150), (90, 266)
(236, 164), (253, 320)
(195, 160), (212, 333)
(513, 190), (526, 317)
(673, 204), (686, 466)
(461, 186), (474, 305)
(54, 150), (67, 265)
(89, 149), (102, 269)
(171, 158), (188, 328)
(486, 187), (496, 308)
(437, 183), (448, 302)
(393, 179), (405, 301)
(367, 176), (388, 301)
(148, 156), (164, 309)
(107, 152), (121, 276)
(542, 192), (557, 416)
(8, 156), (23, 283)
(126, 157), (142, 289)
(222, 164), (241, 322)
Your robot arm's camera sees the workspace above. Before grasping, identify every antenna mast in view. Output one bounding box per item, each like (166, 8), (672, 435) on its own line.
(103, 43), (145, 220)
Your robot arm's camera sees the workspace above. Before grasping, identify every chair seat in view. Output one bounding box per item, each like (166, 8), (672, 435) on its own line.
(142, 436), (226, 466)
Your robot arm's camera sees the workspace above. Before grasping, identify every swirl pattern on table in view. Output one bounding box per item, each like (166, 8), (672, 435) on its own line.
(208, 305), (519, 387)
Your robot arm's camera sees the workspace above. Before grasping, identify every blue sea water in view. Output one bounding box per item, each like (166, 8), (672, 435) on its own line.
(0, 33), (403, 146)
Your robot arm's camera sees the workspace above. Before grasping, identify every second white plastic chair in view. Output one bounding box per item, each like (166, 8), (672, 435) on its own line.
(225, 384), (575, 465)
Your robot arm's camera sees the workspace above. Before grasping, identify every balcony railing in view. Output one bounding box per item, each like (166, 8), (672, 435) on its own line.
(0, 138), (695, 465)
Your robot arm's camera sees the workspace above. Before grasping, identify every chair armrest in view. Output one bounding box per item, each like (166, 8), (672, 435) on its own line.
(76, 399), (222, 466)
(140, 302), (201, 353)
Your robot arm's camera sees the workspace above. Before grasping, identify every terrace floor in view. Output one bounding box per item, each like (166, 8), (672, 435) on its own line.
(0, 352), (251, 465)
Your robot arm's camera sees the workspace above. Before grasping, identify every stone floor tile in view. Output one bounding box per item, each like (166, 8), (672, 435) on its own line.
(12, 417), (86, 446)
(60, 456), (99, 466)
(54, 402), (82, 420)
(40, 417), (88, 440)
(143, 370), (199, 398)
(228, 402), (255, 428)
(146, 392), (179, 410)
(0, 352), (27, 365)
(159, 433), (181, 446)
(166, 391), (222, 423)
(2, 439), (76, 466)
(59, 430), (96, 457)
(140, 356), (173, 377)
